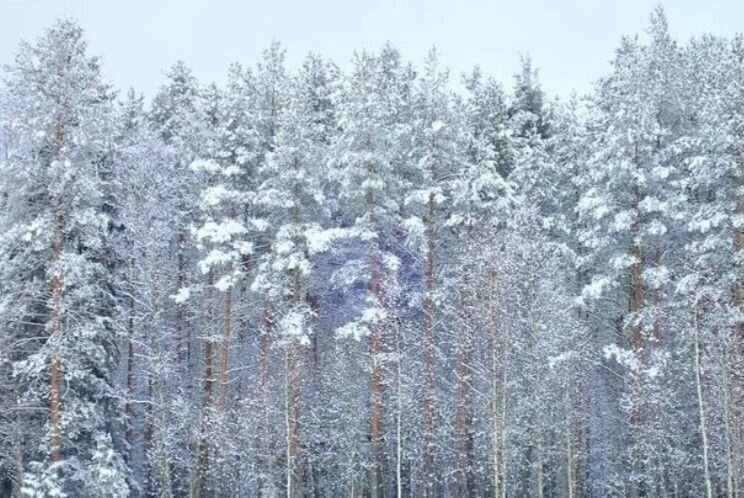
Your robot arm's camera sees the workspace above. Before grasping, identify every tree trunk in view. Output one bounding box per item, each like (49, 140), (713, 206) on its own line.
(49, 202), (64, 464)
(732, 202), (744, 495)
(218, 287), (232, 412)
(259, 302), (274, 497)
(286, 261), (303, 498)
(692, 299), (713, 498)
(422, 191), (436, 497)
(194, 271), (215, 498)
(487, 266), (507, 498)
(527, 272), (544, 498)
(629, 233), (644, 498)
(176, 230), (187, 378)
(396, 318), (404, 498)
(454, 234), (474, 497)
(367, 179), (385, 498)
(286, 340), (300, 498)
(125, 267), (136, 460)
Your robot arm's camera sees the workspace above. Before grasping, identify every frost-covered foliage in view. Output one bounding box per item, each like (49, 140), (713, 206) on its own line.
(0, 18), (128, 497)
(2, 9), (744, 498)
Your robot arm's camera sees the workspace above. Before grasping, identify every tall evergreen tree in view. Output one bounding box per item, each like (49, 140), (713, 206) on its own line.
(0, 19), (129, 497)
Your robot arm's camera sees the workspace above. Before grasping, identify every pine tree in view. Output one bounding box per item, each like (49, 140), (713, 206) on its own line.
(331, 45), (413, 498)
(0, 19), (129, 497)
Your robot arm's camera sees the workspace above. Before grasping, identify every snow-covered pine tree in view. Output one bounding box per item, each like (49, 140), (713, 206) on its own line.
(0, 19), (129, 497)
(149, 59), (210, 497)
(577, 8), (689, 494)
(330, 45), (414, 498)
(112, 87), (183, 495)
(404, 47), (460, 497)
(447, 65), (514, 497)
(250, 52), (339, 497)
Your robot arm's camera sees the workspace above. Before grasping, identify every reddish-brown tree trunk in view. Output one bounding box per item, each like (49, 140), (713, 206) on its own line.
(49, 203), (64, 464)
(286, 340), (301, 497)
(629, 239), (643, 421)
(369, 247), (384, 498)
(286, 259), (304, 497)
(454, 230), (475, 496)
(652, 247), (663, 344)
(195, 271), (215, 497)
(628, 213), (645, 498)
(364, 178), (386, 498)
(259, 302), (273, 496)
(218, 287), (232, 411)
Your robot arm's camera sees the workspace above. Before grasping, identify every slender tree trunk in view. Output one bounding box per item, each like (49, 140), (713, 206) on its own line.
(49, 202), (64, 464)
(422, 191), (436, 497)
(564, 385), (575, 498)
(148, 271), (174, 498)
(367, 180), (385, 498)
(651, 247), (663, 344)
(176, 231), (187, 377)
(259, 302), (274, 497)
(527, 272), (544, 498)
(48, 59), (68, 468)
(194, 271), (215, 498)
(692, 299), (713, 498)
(12, 383), (24, 498)
(454, 232), (474, 497)
(732, 199), (744, 496)
(125, 266), (136, 460)
(629, 219), (644, 498)
(286, 261), (303, 498)
(218, 286), (233, 412)
(396, 319), (403, 498)
(286, 340), (300, 498)
(369, 279), (384, 498)
(488, 266), (507, 498)
(724, 362), (736, 498)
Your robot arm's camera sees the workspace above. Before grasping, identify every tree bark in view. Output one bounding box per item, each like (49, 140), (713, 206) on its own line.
(125, 265), (136, 460)
(422, 191), (436, 497)
(453, 233), (474, 497)
(692, 299), (713, 498)
(218, 287), (232, 412)
(259, 302), (274, 497)
(732, 198), (744, 495)
(194, 270), (215, 498)
(49, 202), (64, 464)
(366, 177), (385, 498)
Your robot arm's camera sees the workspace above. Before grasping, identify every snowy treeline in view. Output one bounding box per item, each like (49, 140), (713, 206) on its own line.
(1, 7), (744, 497)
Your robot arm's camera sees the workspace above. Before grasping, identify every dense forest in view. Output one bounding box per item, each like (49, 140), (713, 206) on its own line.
(1, 6), (744, 497)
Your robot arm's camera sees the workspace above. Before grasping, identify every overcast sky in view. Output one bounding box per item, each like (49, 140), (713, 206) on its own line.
(2, 0), (743, 98)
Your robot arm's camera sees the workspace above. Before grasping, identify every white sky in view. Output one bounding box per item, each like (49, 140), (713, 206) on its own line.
(2, 0), (743, 98)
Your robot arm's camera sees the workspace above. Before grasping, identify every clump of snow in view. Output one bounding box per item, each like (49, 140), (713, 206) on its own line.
(578, 276), (612, 305)
(201, 185), (233, 208)
(190, 158), (220, 173)
(170, 287), (192, 304)
(336, 321), (367, 341)
(214, 274), (236, 292)
(610, 254), (638, 271)
(194, 219), (247, 244)
(222, 165), (243, 177)
(603, 344), (640, 372)
(305, 226), (348, 255)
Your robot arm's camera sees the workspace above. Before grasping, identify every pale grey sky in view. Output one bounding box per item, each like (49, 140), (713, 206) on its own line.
(2, 0), (743, 98)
